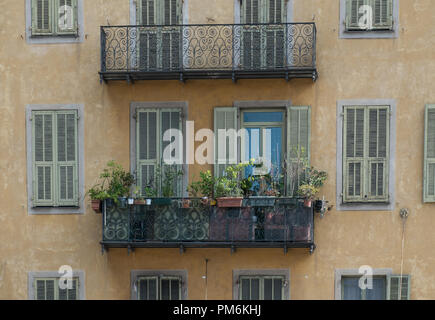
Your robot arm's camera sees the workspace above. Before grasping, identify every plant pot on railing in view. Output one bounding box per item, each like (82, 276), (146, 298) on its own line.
(216, 197), (243, 208)
(91, 199), (101, 213)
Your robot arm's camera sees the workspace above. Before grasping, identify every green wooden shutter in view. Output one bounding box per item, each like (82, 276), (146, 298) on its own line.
(31, 0), (53, 35)
(345, 0), (368, 30)
(160, 276), (181, 300)
(389, 275), (410, 300)
(367, 106), (389, 201)
(263, 276), (284, 300)
(286, 106), (310, 196)
(137, 109), (159, 196)
(214, 107), (238, 178)
(33, 112), (55, 206)
(372, 0), (393, 30)
(56, 111), (79, 206)
(55, 0), (78, 35)
(343, 106), (389, 203)
(58, 278), (78, 300)
(138, 276), (158, 300)
(137, 0), (156, 25)
(35, 279), (56, 300)
(161, 109), (183, 196)
(266, 0), (285, 23)
(424, 105), (435, 202)
(343, 107), (365, 202)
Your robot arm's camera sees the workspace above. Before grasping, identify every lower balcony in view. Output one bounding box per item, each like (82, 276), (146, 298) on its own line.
(100, 198), (315, 254)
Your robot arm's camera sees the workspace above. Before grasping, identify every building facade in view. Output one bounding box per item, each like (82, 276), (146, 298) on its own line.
(0, 0), (435, 300)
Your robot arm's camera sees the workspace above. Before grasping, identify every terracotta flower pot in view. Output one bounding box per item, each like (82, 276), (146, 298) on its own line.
(304, 198), (312, 208)
(216, 197), (243, 208)
(91, 199), (101, 213)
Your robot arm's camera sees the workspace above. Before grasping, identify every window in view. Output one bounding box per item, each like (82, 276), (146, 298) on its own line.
(233, 269), (290, 300)
(137, 276), (181, 300)
(135, 107), (183, 197)
(336, 272), (410, 300)
(345, 0), (393, 31)
(424, 104), (435, 202)
(240, 276), (284, 300)
(31, 0), (78, 36)
(31, 110), (79, 207)
(214, 105), (310, 196)
(136, 0), (183, 70)
(339, 0), (398, 39)
(342, 105), (389, 203)
(33, 278), (79, 300)
(240, 0), (287, 69)
(28, 271), (85, 300)
(131, 270), (187, 300)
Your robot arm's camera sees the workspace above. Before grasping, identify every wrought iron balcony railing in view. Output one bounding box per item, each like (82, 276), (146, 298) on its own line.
(99, 23), (317, 82)
(100, 198), (315, 254)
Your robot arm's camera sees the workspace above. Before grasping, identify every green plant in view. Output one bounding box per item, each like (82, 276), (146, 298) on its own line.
(86, 160), (135, 203)
(284, 146), (310, 196)
(214, 161), (252, 198)
(159, 165), (184, 197)
(297, 166), (328, 200)
(187, 170), (215, 198)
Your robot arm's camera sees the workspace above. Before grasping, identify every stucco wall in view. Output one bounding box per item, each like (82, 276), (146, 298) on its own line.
(1, 0), (435, 299)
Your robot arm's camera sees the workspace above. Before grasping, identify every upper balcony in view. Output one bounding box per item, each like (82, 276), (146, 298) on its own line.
(100, 197), (315, 254)
(99, 23), (317, 83)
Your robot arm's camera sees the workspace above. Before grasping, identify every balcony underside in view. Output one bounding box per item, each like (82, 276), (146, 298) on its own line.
(99, 68), (318, 82)
(100, 240), (316, 253)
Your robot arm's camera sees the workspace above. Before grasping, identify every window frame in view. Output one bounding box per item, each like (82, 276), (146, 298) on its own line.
(336, 99), (396, 211)
(130, 270), (188, 300)
(339, 0), (399, 39)
(233, 269), (290, 300)
(130, 102), (189, 198)
(26, 104), (85, 215)
(28, 270), (85, 300)
(26, 0), (84, 44)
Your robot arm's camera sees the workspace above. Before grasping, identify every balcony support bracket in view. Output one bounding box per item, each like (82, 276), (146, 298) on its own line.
(180, 73), (185, 83)
(127, 245), (134, 255)
(231, 245), (236, 255)
(283, 243), (288, 255)
(101, 244), (107, 255)
(309, 244), (316, 255)
(232, 72), (237, 83)
(127, 74), (134, 85)
(285, 72), (289, 82)
(179, 244), (185, 255)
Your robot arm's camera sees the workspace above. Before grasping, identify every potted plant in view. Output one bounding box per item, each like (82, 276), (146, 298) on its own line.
(86, 160), (135, 212)
(87, 186), (110, 213)
(154, 165), (184, 205)
(214, 162), (250, 208)
(297, 166), (327, 208)
(187, 170), (215, 206)
(249, 173), (280, 207)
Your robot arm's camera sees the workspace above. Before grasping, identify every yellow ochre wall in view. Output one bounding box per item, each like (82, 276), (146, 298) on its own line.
(1, 0), (435, 299)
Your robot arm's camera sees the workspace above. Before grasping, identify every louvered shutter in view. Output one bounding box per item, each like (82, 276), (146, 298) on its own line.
(389, 275), (410, 300)
(367, 106), (389, 201)
(345, 0), (368, 30)
(160, 276), (181, 300)
(242, 0), (261, 69)
(35, 279), (56, 300)
(59, 278), (78, 300)
(214, 107), (238, 177)
(343, 107), (365, 202)
(424, 105), (435, 202)
(372, 0), (393, 30)
(160, 0), (181, 70)
(137, 0), (156, 25)
(137, 109), (159, 197)
(161, 109), (183, 196)
(138, 277), (158, 300)
(55, 0), (78, 35)
(286, 106), (310, 196)
(32, 0), (53, 35)
(56, 111), (79, 206)
(33, 112), (55, 206)
(343, 106), (389, 203)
